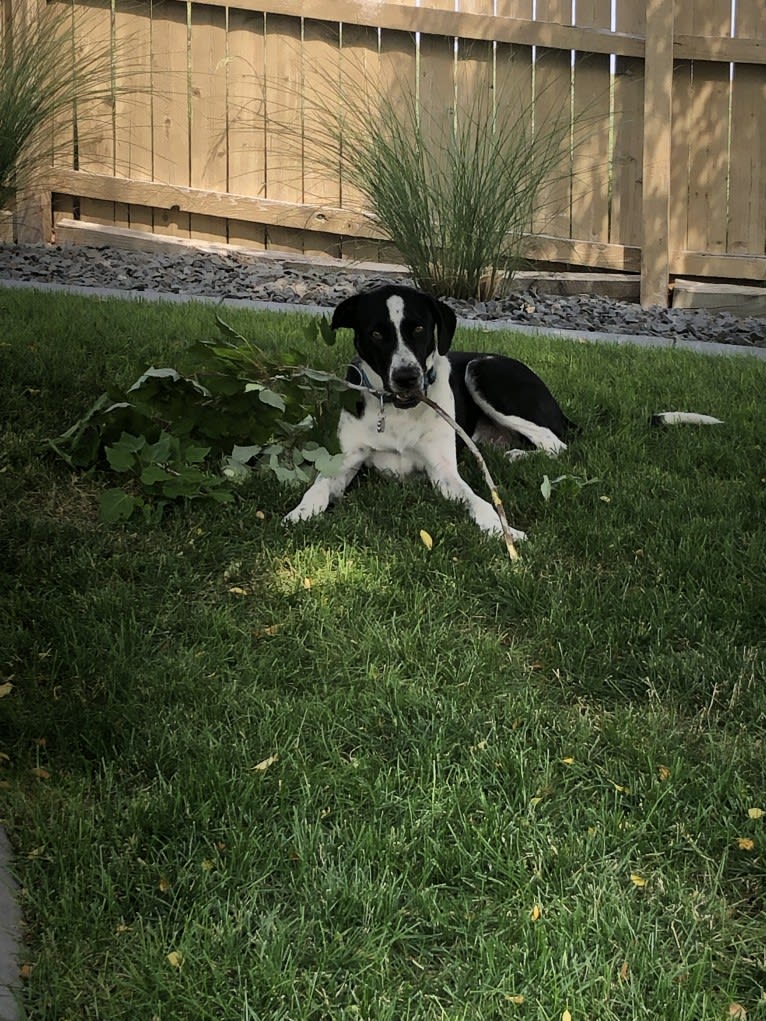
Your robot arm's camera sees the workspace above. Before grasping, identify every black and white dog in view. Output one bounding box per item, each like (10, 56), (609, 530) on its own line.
(284, 284), (576, 540)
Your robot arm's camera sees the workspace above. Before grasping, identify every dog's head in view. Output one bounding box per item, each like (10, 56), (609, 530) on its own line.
(331, 284), (457, 399)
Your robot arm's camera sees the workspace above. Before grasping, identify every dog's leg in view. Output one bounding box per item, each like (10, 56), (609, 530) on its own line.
(283, 454), (364, 524)
(424, 461), (528, 541)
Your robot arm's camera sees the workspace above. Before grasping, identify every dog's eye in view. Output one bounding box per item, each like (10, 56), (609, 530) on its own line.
(413, 325), (425, 336)
(371, 330), (383, 341)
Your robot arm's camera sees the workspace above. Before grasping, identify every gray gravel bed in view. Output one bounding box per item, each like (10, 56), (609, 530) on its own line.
(1, 241), (765, 348)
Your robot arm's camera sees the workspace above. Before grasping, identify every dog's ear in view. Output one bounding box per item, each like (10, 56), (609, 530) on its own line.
(431, 297), (457, 354)
(330, 294), (360, 332)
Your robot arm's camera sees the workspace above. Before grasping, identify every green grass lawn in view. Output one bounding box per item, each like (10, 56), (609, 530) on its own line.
(1, 287), (765, 1021)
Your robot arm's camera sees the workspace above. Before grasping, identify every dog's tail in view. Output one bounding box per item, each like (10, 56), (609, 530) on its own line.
(650, 411), (724, 427)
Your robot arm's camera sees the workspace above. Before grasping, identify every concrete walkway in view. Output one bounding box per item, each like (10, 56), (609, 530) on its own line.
(1, 274), (764, 1021)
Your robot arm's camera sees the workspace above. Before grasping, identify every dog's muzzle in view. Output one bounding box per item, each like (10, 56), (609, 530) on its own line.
(390, 364), (424, 400)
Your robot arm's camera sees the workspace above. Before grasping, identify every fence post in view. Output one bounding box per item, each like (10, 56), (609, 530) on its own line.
(640, 0), (673, 307)
(14, 0), (53, 243)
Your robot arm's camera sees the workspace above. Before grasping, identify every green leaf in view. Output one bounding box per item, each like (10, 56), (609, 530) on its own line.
(106, 435), (142, 473)
(100, 489), (138, 523)
(313, 449), (346, 476)
(258, 388), (287, 412)
(541, 475), (552, 502)
(140, 464), (173, 486)
(143, 432), (175, 465)
(183, 444), (212, 465)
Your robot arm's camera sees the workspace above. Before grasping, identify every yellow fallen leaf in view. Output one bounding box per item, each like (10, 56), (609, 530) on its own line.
(530, 904), (542, 921)
(658, 765), (671, 781)
(254, 624), (282, 639)
(561, 756), (575, 765)
(737, 837), (755, 851)
(505, 994), (525, 1004)
(166, 951), (183, 969)
(159, 876), (171, 893)
(419, 529), (433, 550)
(255, 510), (266, 521)
(303, 577), (313, 589)
(630, 873), (647, 888)
(253, 754), (278, 772)
(747, 807), (764, 820)
(0, 682), (13, 698)
(31, 767), (50, 780)
(201, 859), (215, 871)
(619, 960), (630, 981)
(562, 1010), (573, 1021)
(728, 1003), (747, 1019)
(228, 586), (249, 596)
(612, 782), (629, 794)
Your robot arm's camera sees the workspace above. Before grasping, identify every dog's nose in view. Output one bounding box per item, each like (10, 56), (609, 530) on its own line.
(391, 365), (422, 391)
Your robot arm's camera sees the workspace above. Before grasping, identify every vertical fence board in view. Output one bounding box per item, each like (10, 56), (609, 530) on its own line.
(460, 1), (494, 12)
(189, 3), (228, 242)
(672, 1), (732, 258)
(571, 54), (610, 244)
(75, 0), (115, 226)
(337, 23), (381, 261)
(533, 0), (573, 242)
(337, 23), (377, 216)
(114, 1), (153, 232)
(728, 0), (766, 256)
(151, 1), (191, 237)
(641, 0), (673, 305)
(302, 19), (342, 257)
(495, 0), (533, 14)
(574, 1), (611, 29)
(11, 0), (53, 241)
(455, 36), (494, 124)
(685, 61), (730, 254)
(375, 27), (417, 262)
(419, 30), (455, 225)
(264, 12), (303, 252)
(611, 0), (644, 248)
(571, 0), (611, 247)
(227, 9), (267, 248)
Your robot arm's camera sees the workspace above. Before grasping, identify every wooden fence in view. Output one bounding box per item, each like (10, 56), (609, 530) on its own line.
(8, 0), (766, 306)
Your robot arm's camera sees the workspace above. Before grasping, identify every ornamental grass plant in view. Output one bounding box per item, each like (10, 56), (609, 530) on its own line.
(336, 78), (570, 299)
(0, 1), (136, 208)
(286, 45), (580, 299)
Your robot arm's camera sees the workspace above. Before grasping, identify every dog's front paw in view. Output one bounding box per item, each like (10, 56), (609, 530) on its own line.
(283, 503), (319, 525)
(474, 502), (528, 542)
(283, 486), (331, 525)
(506, 526), (528, 543)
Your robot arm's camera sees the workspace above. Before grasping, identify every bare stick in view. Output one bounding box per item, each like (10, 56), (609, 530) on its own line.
(416, 394), (520, 563)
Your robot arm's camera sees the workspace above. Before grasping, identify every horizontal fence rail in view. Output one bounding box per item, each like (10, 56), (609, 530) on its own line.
(5, 0), (766, 305)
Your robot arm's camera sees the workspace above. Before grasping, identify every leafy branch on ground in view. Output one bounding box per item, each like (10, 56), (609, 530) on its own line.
(49, 316), (354, 522)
